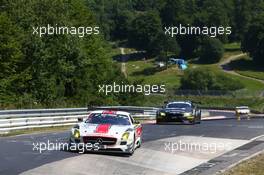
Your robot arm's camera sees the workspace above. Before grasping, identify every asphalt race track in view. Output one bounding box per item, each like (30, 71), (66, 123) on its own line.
(0, 115), (264, 175)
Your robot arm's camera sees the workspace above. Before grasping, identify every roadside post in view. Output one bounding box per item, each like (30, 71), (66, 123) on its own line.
(236, 111), (240, 121)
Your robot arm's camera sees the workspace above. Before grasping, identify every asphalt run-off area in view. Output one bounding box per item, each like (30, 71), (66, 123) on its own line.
(0, 112), (264, 175)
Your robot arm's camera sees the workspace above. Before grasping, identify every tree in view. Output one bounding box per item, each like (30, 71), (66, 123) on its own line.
(232, 0), (252, 41)
(180, 68), (216, 90)
(0, 13), (23, 79)
(152, 33), (181, 56)
(177, 35), (200, 58)
(199, 37), (224, 63)
(133, 0), (166, 11)
(160, 0), (192, 26)
(128, 11), (162, 56)
(241, 14), (264, 63)
(87, 0), (135, 40)
(194, 0), (231, 43)
(0, 12), (25, 105)
(0, 0), (128, 107)
(152, 33), (181, 68)
(112, 10), (133, 39)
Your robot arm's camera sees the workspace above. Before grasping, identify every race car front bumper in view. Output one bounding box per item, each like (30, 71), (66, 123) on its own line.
(69, 136), (134, 153)
(157, 113), (195, 124)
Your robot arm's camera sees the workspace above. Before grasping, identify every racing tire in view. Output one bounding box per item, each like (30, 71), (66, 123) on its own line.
(67, 139), (75, 152)
(68, 139), (79, 152)
(189, 117), (196, 125)
(126, 136), (135, 156)
(137, 137), (142, 148)
(196, 118), (201, 124)
(196, 115), (201, 124)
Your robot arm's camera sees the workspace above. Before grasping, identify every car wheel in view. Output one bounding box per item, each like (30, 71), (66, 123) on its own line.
(68, 139), (80, 152)
(198, 113), (202, 123)
(195, 110), (201, 124)
(137, 137), (142, 148)
(196, 116), (201, 124)
(127, 136), (135, 156)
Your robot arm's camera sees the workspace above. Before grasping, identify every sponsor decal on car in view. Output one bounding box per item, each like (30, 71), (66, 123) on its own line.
(95, 124), (111, 133)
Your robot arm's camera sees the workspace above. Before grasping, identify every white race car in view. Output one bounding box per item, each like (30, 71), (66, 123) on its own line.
(235, 106), (250, 115)
(69, 110), (142, 155)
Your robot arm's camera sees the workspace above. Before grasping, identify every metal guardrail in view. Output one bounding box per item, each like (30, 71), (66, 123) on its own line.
(0, 108), (87, 116)
(0, 106), (237, 133)
(0, 106), (158, 132)
(200, 107), (263, 114)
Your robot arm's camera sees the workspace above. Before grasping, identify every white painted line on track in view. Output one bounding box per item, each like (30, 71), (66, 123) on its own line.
(202, 116), (227, 120)
(142, 115), (231, 124)
(250, 134), (264, 141)
(207, 110), (234, 113)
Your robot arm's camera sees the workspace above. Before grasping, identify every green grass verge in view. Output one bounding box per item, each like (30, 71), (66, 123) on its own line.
(222, 72), (264, 91)
(143, 95), (264, 113)
(237, 71), (264, 81)
(126, 59), (182, 89)
(222, 153), (264, 175)
(219, 51), (243, 62)
(189, 53), (264, 91)
(229, 56), (264, 81)
(0, 125), (72, 137)
(224, 42), (241, 51)
(125, 51), (263, 91)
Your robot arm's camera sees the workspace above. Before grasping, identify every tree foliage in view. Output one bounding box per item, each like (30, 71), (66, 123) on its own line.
(1, 0), (263, 107)
(200, 38), (224, 63)
(180, 68), (244, 91)
(128, 11), (162, 56)
(87, 0), (263, 59)
(0, 0), (128, 107)
(241, 14), (264, 63)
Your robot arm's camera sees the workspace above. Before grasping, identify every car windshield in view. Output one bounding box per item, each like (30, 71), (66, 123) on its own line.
(167, 103), (191, 109)
(85, 113), (131, 125)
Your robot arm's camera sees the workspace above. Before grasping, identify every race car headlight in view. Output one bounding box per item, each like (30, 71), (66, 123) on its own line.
(160, 112), (166, 116)
(183, 112), (192, 117)
(122, 132), (130, 141)
(73, 129), (80, 139)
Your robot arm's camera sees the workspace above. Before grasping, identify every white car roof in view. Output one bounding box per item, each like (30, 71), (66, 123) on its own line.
(90, 110), (130, 116)
(236, 106), (249, 109)
(167, 101), (192, 106)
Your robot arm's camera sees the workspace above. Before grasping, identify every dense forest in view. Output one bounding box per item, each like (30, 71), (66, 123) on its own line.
(0, 0), (140, 108)
(0, 0), (263, 108)
(88, 0), (264, 61)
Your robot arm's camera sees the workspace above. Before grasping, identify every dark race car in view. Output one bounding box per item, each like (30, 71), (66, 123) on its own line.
(156, 101), (201, 124)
